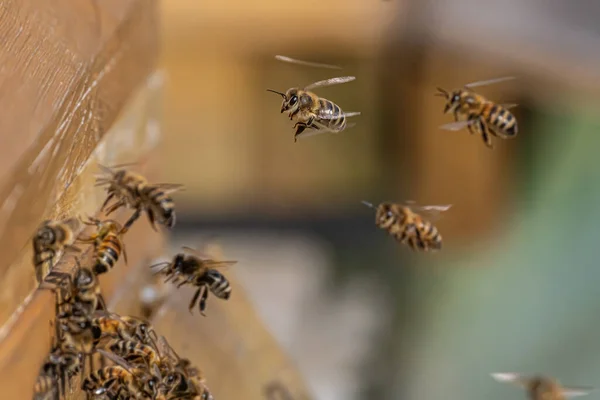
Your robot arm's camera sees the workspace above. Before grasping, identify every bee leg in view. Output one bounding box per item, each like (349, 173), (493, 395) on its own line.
(100, 193), (115, 211)
(97, 293), (108, 311)
(188, 288), (202, 314)
(199, 286), (208, 316)
(145, 209), (158, 232)
(124, 209), (142, 231)
(104, 199), (126, 216)
(293, 123), (308, 142)
(479, 120), (494, 149)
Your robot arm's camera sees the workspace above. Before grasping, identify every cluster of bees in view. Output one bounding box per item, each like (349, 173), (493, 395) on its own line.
(25, 55), (582, 400)
(31, 164), (235, 399)
(268, 55), (594, 400)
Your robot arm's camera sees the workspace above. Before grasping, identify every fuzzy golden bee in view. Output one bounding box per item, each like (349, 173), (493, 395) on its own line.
(436, 76), (518, 148)
(77, 216), (129, 275)
(491, 373), (593, 400)
(95, 163), (184, 231)
(83, 350), (162, 399)
(268, 55), (360, 142)
(151, 246), (236, 316)
(33, 218), (81, 284)
(92, 312), (158, 348)
(362, 201), (451, 252)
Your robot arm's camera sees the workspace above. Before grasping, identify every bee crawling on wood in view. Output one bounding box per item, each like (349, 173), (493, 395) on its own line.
(436, 76), (518, 149)
(77, 215), (129, 276)
(92, 311), (158, 349)
(33, 217), (81, 284)
(94, 163), (184, 232)
(362, 201), (451, 252)
(491, 372), (594, 400)
(268, 55), (360, 142)
(150, 246), (236, 316)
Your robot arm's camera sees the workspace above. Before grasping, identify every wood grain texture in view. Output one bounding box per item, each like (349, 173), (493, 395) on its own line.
(0, 0), (158, 288)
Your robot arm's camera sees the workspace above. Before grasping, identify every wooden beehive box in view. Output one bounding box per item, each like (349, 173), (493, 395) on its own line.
(0, 1), (312, 398)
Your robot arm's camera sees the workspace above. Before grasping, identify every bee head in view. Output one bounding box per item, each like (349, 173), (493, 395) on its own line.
(267, 88), (300, 114)
(35, 225), (55, 245)
(435, 87), (462, 114)
(375, 203), (396, 226)
(74, 267), (95, 289)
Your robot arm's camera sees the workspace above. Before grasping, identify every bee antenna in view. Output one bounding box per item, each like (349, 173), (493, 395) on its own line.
(435, 87), (448, 98)
(266, 89), (286, 99)
(361, 200), (375, 209)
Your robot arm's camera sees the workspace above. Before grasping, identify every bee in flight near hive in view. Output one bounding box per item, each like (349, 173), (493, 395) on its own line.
(77, 215), (129, 275)
(95, 163), (184, 231)
(491, 372), (594, 400)
(33, 217), (81, 284)
(267, 55), (361, 142)
(150, 246), (237, 316)
(362, 201), (452, 252)
(436, 76), (518, 149)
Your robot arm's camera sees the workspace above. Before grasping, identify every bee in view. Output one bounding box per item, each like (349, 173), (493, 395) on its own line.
(77, 215), (129, 275)
(83, 349), (162, 399)
(362, 201), (452, 251)
(33, 321), (82, 400)
(264, 381), (296, 400)
(101, 338), (168, 372)
(151, 246), (237, 316)
(267, 56), (360, 142)
(95, 164), (184, 231)
(33, 218), (81, 284)
(92, 311), (158, 348)
(55, 262), (107, 317)
(491, 373), (593, 400)
(435, 76), (518, 148)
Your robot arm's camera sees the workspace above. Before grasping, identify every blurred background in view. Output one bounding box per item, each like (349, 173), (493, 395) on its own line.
(158, 0), (600, 399)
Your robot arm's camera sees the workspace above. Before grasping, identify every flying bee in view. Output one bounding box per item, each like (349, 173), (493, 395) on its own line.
(77, 215), (129, 275)
(267, 57), (360, 142)
(83, 349), (162, 399)
(491, 373), (594, 400)
(33, 217), (81, 284)
(150, 246), (237, 316)
(435, 76), (518, 149)
(95, 163), (184, 231)
(362, 201), (452, 252)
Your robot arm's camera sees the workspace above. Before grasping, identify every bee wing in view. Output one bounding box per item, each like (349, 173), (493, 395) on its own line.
(464, 76), (516, 89)
(404, 201), (452, 221)
(274, 55), (342, 70)
(561, 387), (594, 397)
(151, 183), (185, 194)
(501, 103), (518, 110)
(181, 245), (215, 259)
(438, 120), (475, 131)
(303, 76), (355, 91)
(295, 120), (358, 141)
(181, 246), (238, 268)
(490, 372), (530, 388)
(96, 163), (116, 176)
(316, 111), (361, 120)
(97, 349), (134, 372)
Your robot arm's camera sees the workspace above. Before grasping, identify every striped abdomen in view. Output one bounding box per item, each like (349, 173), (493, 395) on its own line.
(82, 366), (129, 392)
(94, 233), (122, 275)
(317, 98), (347, 132)
(483, 102), (518, 138)
(33, 375), (56, 399)
(201, 270), (231, 300)
(107, 339), (159, 365)
(411, 220), (443, 251)
(142, 185), (176, 228)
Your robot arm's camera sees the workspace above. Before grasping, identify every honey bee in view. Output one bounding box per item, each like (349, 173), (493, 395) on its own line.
(92, 311), (158, 348)
(151, 246), (237, 316)
(95, 164), (184, 231)
(101, 338), (168, 372)
(55, 262), (107, 317)
(491, 373), (593, 400)
(362, 201), (452, 251)
(77, 215), (129, 275)
(436, 76), (518, 148)
(83, 349), (162, 399)
(267, 57), (360, 142)
(33, 218), (81, 284)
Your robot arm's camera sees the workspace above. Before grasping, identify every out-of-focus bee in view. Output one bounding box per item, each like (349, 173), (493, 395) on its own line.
(362, 201), (452, 252)
(33, 321), (82, 400)
(267, 56), (360, 142)
(95, 164), (184, 231)
(491, 373), (594, 400)
(264, 381), (296, 400)
(92, 311), (157, 348)
(83, 349), (162, 399)
(33, 218), (81, 284)
(77, 215), (129, 275)
(151, 246), (237, 316)
(436, 76), (518, 149)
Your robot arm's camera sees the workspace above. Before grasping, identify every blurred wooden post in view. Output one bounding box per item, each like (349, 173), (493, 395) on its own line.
(0, 0), (312, 397)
